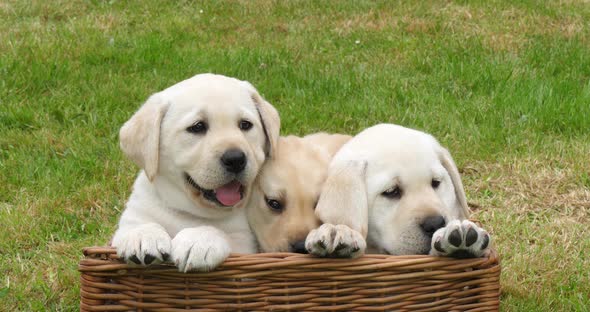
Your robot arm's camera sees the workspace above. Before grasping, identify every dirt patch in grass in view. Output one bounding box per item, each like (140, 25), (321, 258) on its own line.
(326, 3), (589, 54)
(438, 3), (588, 52)
(463, 144), (590, 302)
(334, 11), (396, 35)
(471, 159), (590, 214)
(93, 13), (122, 32)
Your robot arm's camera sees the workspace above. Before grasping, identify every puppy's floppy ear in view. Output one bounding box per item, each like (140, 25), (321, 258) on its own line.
(241, 81), (280, 158)
(437, 146), (470, 219)
(119, 94), (170, 181)
(315, 160), (369, 237)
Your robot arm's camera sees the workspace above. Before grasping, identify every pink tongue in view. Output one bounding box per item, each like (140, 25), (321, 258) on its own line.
(215, 181), (242, 206)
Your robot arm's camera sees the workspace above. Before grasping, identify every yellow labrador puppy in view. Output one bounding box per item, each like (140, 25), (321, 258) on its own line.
(247, 133), (351, 253)
(306, 124), (491, 259)
(112, 73), (280, 272)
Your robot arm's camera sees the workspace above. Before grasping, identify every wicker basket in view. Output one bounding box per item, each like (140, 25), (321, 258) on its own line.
(79, 247), (500, 311)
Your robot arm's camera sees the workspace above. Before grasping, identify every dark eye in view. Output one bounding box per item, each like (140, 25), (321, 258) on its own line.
(265, 197), (284, 213)
(239, 120), (253, 131)
(431, 179), (441, 189)
(382, 186), (402, 199)
(187, 121), (207, 134)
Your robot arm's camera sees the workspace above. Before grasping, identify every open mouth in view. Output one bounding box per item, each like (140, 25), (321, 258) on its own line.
(184, 173), (244, 207)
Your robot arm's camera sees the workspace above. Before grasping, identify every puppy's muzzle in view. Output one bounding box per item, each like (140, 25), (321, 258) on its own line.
(184, 173), (244, 207)
(220, 149), (247, 174)
(420, 215), (446, 238)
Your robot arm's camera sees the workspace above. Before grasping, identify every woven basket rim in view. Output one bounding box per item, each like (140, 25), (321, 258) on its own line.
(80, 246), (499, 272)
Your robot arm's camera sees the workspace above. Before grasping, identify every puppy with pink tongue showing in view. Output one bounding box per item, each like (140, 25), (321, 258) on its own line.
(111, 74), (280, 272)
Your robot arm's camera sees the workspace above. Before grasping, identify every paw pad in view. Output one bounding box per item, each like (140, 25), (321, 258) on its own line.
(449, 229), (462, 247)
(430, 220), (491, 259)
(481, 234), (490, 250)
(465, 227), (478, 247)
(129, 255), (141, 265)
(144, 254), (156, 265)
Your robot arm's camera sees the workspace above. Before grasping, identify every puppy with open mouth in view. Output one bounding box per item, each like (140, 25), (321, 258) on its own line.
(111, 73), (280, 272)
(247, 133), (351, 253)
(306, 124), (491, 259)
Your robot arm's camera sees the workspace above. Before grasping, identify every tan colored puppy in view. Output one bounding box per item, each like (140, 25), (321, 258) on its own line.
(247, 133), (351, 252)
(112, 73), (280, 272)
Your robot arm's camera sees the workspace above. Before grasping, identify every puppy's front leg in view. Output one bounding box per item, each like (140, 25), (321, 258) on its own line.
(307, 160), (369, 258)
(305, 223), (366, 258)
(171, 226), (231, 272)
(112, 223), (172, 265)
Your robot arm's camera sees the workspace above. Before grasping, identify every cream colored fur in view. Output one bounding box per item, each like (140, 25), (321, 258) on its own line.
(112, 73), (280, 272)
(306, 124), (490, 258)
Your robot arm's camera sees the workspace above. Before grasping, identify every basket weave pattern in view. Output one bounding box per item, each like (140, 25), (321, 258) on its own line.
(79, 247), (500, 311)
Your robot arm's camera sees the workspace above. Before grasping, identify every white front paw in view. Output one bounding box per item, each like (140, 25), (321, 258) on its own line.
(305, 223), (366, 258)
(171, 226), (231, 272)
(430, 220), (491, 258)
(111, 223), (172, 265)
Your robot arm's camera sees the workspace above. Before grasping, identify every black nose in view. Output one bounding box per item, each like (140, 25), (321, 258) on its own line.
(290, 240), (308, 254)
(220, 149), (247, 173)
(420, 215), (446, 237)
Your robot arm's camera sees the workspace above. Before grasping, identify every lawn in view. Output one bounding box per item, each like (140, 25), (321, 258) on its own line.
(1, 0), (589, 310)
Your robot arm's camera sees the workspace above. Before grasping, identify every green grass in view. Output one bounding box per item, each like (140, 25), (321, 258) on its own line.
(1, 0), (589, 310)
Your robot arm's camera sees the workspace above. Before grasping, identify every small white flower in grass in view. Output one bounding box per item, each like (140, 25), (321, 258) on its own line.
(199, 9), (203, 14)
(108, 37), (115, 46)
(355, 39), (360, 44)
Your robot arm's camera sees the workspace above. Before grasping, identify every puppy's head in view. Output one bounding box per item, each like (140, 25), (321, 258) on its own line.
(316, 124), (469, 255)
(247, 134), (350, 253)
(120, 73), (280, 211)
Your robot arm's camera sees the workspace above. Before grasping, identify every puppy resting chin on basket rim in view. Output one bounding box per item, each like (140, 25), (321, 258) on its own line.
(111, 73), (280, 272)
(305, 123), (492, 259)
